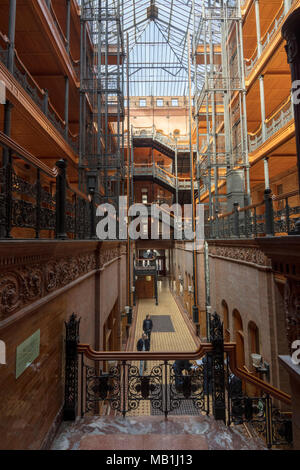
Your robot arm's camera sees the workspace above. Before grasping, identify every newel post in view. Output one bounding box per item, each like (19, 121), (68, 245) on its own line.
(63, 313), (80, 421)
(55, 159), (68, 239)
(210, 312), (226, 423)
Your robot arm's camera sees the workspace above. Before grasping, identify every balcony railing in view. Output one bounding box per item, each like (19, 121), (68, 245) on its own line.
(0, 42), (79, 154)
(131, 126), (196, 153)
(244, 2), (286, 76)
(206, 189), (300, 239)
(0, 135), (95, 240)
(248, 97), (294, 153)
(133, 163), (191, 191)
(63, 312), (293, 449)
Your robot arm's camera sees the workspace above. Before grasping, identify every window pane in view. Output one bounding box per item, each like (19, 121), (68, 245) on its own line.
(172, 99), (178, 107)
(157, 99), (164, 107)
(139, 99), (146, 107)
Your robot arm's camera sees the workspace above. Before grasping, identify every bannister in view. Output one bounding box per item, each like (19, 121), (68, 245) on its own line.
(0, 42), (79, 154)
(248, 97), (294, 152)
(0, 138), (93, 240)
(207, 189), (300, 239)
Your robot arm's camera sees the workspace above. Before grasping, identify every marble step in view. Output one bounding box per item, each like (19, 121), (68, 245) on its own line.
(51, 415), (267, 450)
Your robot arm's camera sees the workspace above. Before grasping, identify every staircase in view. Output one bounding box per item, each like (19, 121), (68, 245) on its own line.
(51, 415), (267, 450)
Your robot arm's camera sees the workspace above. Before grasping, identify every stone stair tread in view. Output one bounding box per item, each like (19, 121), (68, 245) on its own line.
(51, 415), (267, 450)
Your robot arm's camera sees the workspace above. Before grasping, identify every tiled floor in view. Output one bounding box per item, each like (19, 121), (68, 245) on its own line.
(128, 279), (198, 417)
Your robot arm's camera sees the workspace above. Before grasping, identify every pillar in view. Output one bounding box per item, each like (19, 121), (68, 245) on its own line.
(264, 157), (270, 190)
(255, 0), (262, 58)
(259, 74), (267, 141)
(66, 0), (71, 55)
(64, 76), (69, 140)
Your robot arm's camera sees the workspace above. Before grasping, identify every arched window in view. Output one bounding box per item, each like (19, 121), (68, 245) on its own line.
(222, 300), (230, 342)
(248, 321), (260, 361)
(232, 309), (245, 368)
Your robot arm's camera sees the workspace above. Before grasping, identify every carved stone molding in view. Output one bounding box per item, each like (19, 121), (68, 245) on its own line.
(0, 241), (126, 321)
(209, 245), (271, 267)
(284, 279), (300, 354)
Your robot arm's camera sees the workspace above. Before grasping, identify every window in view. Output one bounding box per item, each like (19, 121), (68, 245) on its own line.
(156, 99), (164, 107)
(171, 99), (178, 107)
(139, 99), (146, 107)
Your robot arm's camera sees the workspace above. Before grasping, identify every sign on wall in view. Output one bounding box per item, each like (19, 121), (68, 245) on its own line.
(16, 330), (40, 379)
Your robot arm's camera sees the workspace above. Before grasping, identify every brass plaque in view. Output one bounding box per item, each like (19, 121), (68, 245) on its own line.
(16, 330), (40, 379)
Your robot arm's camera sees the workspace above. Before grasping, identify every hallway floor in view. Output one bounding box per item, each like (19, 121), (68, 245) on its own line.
(50, 280), (267, 450)
(128, 279), (198, 416)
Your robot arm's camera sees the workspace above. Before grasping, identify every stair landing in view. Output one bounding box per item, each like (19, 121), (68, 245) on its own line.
(51, 415), (267, 450)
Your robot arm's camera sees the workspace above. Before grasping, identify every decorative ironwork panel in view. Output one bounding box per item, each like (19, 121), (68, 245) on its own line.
(168, 361), (208, 414)
(127, 363), (164, 414)
(85, 363), (122, 415)
(64, 313), (80, 421)
(270, 405), (293, 447)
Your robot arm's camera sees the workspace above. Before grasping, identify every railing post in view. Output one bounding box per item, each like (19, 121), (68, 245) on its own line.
(210, 312), (226, 423)
(63, 313), (80, 421)
(35, 168), (41, 239)
(264, 189), (274, 236)
(89, 189), (97, 239)
(2, 149), (13, 239)
(55, 159), (68, 239)
(43, 89), (48, 117)
(233, 202), (240, 238)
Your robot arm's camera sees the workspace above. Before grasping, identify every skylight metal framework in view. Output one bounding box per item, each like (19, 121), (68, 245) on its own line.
(194, 0), (250, 219)
(78, 0), (218, 97)
(78, 0), (125, 204)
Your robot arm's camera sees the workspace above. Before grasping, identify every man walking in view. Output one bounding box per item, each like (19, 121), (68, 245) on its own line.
(137, 333), (150, 375)
(143, 314), (153, 344)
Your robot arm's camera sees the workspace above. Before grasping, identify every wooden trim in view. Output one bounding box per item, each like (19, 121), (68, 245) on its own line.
(30, 0), (79, 88)
(0, 131), (58, 177)
(0, 61), (78, 165)
(77, 341), (291, 404)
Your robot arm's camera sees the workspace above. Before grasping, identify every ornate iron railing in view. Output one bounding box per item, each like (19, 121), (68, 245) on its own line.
(207, 190), (300, 239)
(63, 312), (293, 449)
(0, 135), (95, 240)
(245, 2), (286, 76)
(248, 98), (294, 153)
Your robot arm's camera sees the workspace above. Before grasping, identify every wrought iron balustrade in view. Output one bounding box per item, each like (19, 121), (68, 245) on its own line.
(63, 312), (293, 449)
(0, 136), (95, 240)
(207, 190), (300, 239)
(248, 98), (294, 153)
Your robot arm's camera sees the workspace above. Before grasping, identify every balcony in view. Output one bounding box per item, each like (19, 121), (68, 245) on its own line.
(248, 97), (294, 153)
(0, 41), (79, 155)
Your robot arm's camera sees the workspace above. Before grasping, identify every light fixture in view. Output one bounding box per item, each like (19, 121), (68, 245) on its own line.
(251, 353), (270, 380)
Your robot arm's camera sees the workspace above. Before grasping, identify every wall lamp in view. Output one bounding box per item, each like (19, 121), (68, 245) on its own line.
(251, 353), (270, 380)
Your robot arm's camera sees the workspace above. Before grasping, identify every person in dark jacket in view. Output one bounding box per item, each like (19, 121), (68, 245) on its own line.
(173, 359), (192, 391)
(143, 314), (153, 343)
(137, 333), (150, 375)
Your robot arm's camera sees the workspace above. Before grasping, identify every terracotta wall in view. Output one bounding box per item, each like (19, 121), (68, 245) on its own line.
(207, 240), (291, 394)
(0, 240), (127, 450)
(171, 242), (206, 337)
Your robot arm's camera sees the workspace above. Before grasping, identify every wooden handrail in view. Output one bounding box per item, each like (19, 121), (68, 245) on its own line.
(0, 131), (58, 177)
(273, 189), (300, 201)
(77, 341), (291, 405)
(238, 200), (265, 213)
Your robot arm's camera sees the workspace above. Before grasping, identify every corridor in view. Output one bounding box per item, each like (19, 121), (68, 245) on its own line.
(128, 278), (199, 416)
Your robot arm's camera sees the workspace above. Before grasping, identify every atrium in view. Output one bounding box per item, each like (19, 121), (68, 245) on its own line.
(0, 0), (299, 452)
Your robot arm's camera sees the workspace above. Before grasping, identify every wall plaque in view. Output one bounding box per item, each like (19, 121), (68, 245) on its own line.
(16, 330), (40, 379)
